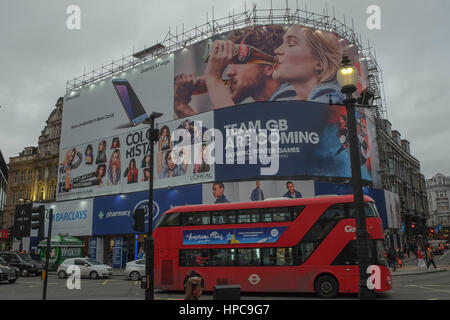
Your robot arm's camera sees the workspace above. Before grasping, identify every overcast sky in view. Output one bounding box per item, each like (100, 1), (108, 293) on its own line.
(1, 0), (449, 179)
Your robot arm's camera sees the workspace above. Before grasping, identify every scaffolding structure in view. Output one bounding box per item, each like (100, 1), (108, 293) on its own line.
(65, 4), (388, 122)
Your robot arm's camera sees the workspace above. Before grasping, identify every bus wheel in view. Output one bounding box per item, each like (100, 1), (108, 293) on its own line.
(315, 275), (338, 299)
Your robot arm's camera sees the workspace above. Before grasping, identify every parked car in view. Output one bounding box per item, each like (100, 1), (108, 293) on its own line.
(57, 258), (113, 280)
(124, 259), (145, 281)
(0, 257), (17, 283)
(0, 256), (19, 279)
(0, 251), (43, 277)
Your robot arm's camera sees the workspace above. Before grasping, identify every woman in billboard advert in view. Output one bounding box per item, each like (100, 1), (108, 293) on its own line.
(158, 125), (172, 152)
(85, 144), (94, 165)
(141, 168), (151, 182)
(141, 154), (151, 168)
(60, 148), (82, 191)
(272, 25), (345, 104)
(157, 149), (189, 179)
(193, 143), (210, 174)
(96, 164), (106, 186)
(95, 140), (107, 164)
(124, 158), (138, 184)
(107, 149), (121, 185)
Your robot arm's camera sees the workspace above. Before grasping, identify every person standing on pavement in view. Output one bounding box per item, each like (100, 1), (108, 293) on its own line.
(426, 247), (439, 270)
(417, 247), (426, 271)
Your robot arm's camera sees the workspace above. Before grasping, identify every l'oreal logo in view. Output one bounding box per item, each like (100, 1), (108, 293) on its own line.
(344, 225), (356, 233)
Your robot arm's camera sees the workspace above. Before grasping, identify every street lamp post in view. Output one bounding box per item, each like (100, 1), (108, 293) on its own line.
(337, 56), (376, 300)
(144, 112), (162, 301)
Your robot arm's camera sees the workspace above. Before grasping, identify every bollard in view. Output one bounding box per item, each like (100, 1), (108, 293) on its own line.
(213, 284), (241, 300)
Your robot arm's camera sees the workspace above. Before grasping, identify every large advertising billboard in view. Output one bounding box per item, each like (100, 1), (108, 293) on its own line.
(173, 24), (368, 118)
(59, 23), (378, 201)
(213, 101), (378, 183)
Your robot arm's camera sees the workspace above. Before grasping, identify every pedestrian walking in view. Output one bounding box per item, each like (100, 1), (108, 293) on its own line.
(426, 247), (439, 270)
(184, 270), (204, 300)
(396, 248), (403, 268)
(387, 247), (397, 271)
(417, 247), (426, 271)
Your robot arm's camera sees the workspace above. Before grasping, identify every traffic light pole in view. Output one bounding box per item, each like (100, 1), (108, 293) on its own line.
(42, 209), (53, 301)
(144, 112), (162, 301)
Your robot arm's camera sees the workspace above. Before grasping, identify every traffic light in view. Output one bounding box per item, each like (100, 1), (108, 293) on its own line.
(31, 205), (45, 239)
(14, 204), (32, 238)
(7, 227), (14, 240)
(132, 208), (146, 232)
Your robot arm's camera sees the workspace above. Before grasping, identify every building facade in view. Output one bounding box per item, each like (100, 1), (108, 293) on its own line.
(0, 150), (8, 249)
(426, 173), (450, 239)
(2, 98), (63, 232)
(376, 119), (429, 248)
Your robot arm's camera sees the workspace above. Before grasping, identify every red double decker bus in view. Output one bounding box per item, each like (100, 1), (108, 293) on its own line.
(153, 195), (392, 298)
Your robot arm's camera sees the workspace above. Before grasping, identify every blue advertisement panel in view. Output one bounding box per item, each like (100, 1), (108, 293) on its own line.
(88, 237), (97, 260)
(214, 101), (379, 184)
(92, 184), (202, 235)
(112, 238), (123, 268)
(183, 226), (287, 245)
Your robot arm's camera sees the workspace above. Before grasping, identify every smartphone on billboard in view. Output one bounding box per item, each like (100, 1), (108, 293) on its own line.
(112, 78), (148, 126)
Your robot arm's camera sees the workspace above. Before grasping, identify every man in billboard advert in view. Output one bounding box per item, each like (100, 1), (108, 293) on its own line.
(283, 181), (302, 198)
(250, 181), (265, 201)
(212, 182), (230, 203)
(272, 25), (345, 104)
(174, 25), (296, 117)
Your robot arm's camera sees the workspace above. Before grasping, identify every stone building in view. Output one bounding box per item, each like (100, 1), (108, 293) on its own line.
(2, 97), (63, 230)
(426, 173), (450, 238)
(376, 119), (429, 246)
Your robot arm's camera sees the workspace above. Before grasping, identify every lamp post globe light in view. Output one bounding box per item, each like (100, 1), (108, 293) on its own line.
(337, 55), (376, 300)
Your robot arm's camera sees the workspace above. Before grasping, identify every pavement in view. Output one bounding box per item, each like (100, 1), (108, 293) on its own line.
(390, 254), (449, 277)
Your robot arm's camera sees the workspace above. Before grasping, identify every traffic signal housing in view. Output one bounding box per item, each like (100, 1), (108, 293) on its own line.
(31, 205), (46, 239)
(132, 208), (146, 232)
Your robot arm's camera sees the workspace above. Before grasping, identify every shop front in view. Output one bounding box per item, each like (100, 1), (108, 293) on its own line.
(91, 185), (202, 267)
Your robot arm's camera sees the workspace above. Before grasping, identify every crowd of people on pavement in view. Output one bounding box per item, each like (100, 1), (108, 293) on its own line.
(386, 241), (442, 272)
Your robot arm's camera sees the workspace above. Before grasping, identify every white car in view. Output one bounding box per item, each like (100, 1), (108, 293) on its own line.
(124, 259), (146, 281)
(57, 258), (113, 280)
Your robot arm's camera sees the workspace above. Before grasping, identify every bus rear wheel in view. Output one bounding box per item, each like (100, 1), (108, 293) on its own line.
(315, 275), (338, 299)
